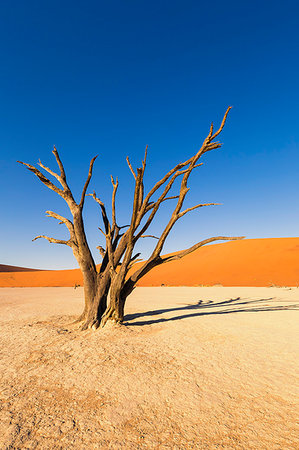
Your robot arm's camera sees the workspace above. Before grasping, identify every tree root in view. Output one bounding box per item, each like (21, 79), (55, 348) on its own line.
(99, 307), (113, 328)
(78, 316), (101, 331)
(70, 308), (88, 325)
(100, 307), (123, 328)
(90, 320), (100, 330)
(73, 305), (123, 331)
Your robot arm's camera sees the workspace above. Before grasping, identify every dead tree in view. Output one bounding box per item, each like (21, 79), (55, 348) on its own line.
(94, 107), (244, 327)
(19, 107), (244, 330)
(17, 149), (112, 329)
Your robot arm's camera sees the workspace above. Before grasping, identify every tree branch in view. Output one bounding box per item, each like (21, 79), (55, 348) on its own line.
(129, 168), (143, 243)
(45, 210), (75, 238)
(110, 175), (119, 232)
(88, 191), (118, 272)
(135, 164), (202, 240)
(88, 191), (111, 234)
(210, 106), (232, 140)
(127, 258), (143, 270)
(52, 146), (67, 182)
(145, 195), (180, 213)
(147, 108), (231, 259)
(97, 245), (106, 257)
(128, 236), (245, 286)
(141, 145), (148, 176)
(51, 147), (75, 199)
(17, 161), (65, 197)
(80, 155), (98, 208)
(19, 148), (98, 281)
(207, 122), (214, 140)
(98, 227), (106, 236)
(127, 253), (143, 271)
(32, 235), (71, 246)
(18, 147), (77, 207)
(178, 202), (221, 218)
(139, 159), (194, 214)
(127, 107), (234, 281)
(38, 160), (62, 184)
(161, 236), (245, 263)
(130, 252), (141, 262)
(126, 156), (137, 179)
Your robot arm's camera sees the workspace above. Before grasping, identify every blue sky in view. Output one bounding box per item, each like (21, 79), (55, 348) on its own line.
(0, 0), (298, 269)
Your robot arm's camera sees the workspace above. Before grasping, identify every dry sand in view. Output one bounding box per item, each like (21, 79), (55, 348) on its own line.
(0, 286), (298, 449)
(1, 238), (299, 287)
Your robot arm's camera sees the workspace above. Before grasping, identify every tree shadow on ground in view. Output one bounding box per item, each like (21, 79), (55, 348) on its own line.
(124, 297), (299, 326)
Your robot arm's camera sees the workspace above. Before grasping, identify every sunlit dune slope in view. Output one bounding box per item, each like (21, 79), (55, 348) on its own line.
(0, 266), (83, 288)
(136, 237), (299, 287)
(1, 238), (299, 287)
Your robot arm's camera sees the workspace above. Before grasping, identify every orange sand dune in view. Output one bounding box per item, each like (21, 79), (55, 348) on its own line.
(1, 237), (299, 287)
(0, 266), (83, 288)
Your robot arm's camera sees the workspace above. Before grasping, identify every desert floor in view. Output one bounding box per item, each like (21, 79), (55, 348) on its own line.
(0, 287), (298, 449)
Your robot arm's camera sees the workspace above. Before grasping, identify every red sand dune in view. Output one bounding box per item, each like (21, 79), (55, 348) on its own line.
(1, 238), (299, 287)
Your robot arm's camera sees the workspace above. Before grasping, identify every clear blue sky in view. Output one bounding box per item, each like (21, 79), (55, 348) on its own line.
(0, 0), (298, 269)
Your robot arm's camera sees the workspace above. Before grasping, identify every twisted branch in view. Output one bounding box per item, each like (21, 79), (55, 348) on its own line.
(126, 156), (136, 179)
(80, 155), (98, 207)
(45, 210), (74, 235)
(161, 236), (245, 263)
(32, 235), (70, 246)
(110, 175), (119, 233)
(89, 192), (111, 235)
(178, 202), (221, 219)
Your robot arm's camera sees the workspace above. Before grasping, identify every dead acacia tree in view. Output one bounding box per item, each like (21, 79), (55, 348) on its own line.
(94, 107), (244, 327)
(19, 107), (244, 330)
(17, 148), (112, 327)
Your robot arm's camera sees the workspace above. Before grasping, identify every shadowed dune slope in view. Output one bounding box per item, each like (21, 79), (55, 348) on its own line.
(1, 237), (299, 287)
(0, 264), (40, 272)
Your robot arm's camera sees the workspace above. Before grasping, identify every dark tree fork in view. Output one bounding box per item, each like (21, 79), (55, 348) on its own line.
(18, 107), (244, 330)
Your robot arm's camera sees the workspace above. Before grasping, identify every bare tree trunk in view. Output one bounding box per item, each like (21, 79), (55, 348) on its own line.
(99, 279), (127, 327)
(78, 270), (111, 330)
(99, 259), (158, 327)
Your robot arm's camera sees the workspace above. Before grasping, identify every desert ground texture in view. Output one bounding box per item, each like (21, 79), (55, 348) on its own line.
(0, 286), (298, 449)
